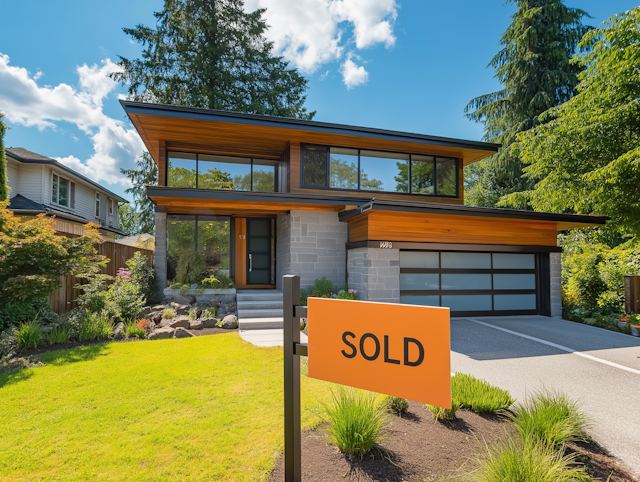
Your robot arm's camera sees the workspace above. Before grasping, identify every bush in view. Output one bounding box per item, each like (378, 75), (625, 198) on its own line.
(506, 389), (590, 450)
(452, 373), (515, 413)
(0, 327), (17, 359)
(425, 402), (460, 422)
(202, 308), (217, 318)
(136, 319), (152, 333)
(47, 324), (72, 345)
(15, 318), (44, 350)
(126, 252), (157, 304)
(107, 281), (145, 323)
(470, 436), (592, 482)
(385, 396), (408, 415)
(163, 308), (176, 319)
(321, 387), (387, 457)
(124, 320), (146, 339)
(201, 272), (234, 289)
(0, 297), (57, 331)
(336, 289), (359, 300)
(75, 312), (114, 341)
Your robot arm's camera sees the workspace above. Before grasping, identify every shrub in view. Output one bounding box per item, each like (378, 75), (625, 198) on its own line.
(470, 436), (591, 482)
(505, 389), (590, 450)
(201, 272), (234, 289)
(15, 318), (44, 350)
(136, 319), (152, 333)
(0, 327), (17, 359)
(336, 289), (359, 300)
(124, 320), (146, 339)
(107, 280), (145, 322)
(308, 277), (335, 298)
(425, 402), (460, 423)
(163, 308), (176, 319)
(47, 324), (72, 345)
(385, 396), (408, 415)
(126, 252), (157, 304)
(0, 297), (57, 331)
(452, 373), (515, 413)
(321, 387), (387, 457)
(202, 308), (217, 318)
(74, 312), (114, 341)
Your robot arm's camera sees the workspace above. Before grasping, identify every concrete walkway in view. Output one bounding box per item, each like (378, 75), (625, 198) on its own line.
(451, 316), (640, 476)
(239, 329), (308, 347)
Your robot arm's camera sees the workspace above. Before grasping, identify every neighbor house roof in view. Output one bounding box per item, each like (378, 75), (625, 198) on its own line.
(6, 147), (128, 203)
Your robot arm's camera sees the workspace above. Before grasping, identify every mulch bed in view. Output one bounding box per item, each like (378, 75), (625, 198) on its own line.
(269, 401), (637, 482)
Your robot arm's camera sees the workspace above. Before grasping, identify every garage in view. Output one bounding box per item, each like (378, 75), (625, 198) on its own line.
(399, 250), (551, 316)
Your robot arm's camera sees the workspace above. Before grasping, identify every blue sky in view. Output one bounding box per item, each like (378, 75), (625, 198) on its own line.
(0, 0), (636, 200)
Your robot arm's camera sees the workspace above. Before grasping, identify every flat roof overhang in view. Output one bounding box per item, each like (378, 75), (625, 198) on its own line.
(121, 100), (500, 167)
(147, 186), (609, 230)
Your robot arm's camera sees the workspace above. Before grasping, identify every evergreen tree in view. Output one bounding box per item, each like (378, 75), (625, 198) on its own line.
(119, 152), (158, 235)
(0, 112), (8, 201)
(111, 0), (314, 120)
(464, 0), (590, 208)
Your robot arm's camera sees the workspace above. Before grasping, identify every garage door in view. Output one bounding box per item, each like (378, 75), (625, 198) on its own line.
(399, 251), (546, 316)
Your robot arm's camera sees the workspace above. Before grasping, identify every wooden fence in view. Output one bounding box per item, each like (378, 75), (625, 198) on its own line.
(48, 240), (154, 314)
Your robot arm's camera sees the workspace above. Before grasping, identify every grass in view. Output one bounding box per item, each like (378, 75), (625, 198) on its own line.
(425, 402), (461, 422)
(321, 386), (387, 457)
(506, 389), (590, 449)
(452, 373), (515, 413)
(0, 333), (335, 481)
(15, 319), (43, 350)
(385, 396), (408, 415)
(470, 436), (592, 482)
(77, 313), (114, 341)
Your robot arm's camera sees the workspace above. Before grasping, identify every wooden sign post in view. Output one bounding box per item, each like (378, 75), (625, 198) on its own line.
(282, 275), (451, 482)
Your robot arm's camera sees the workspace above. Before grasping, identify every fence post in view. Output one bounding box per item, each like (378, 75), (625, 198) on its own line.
(283, 275), (302, 482)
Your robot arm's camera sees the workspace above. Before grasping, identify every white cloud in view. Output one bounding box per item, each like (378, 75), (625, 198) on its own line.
(0, 54), (144, 185)
(340, 55), (369, 89)
(244, 0), (397, 87)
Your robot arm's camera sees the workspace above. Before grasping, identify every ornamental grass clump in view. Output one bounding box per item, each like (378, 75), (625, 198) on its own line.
(385, 396), (408, 415)
(470, 436), (592, 482)
(452, 373), (515, 413)
(506, 389), (590, 450)
(163, 308), (176, 319)
(125, 320), (147, 339)
(77, 313), (114, 341)
(425, 402), (461, 423)
(15, 318), (44, 350)
(47, 324), (72, 345)
(321, 387), (387, 457)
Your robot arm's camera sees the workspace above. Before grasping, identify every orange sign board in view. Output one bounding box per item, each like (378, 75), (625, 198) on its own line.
(307, 298), (451, 408)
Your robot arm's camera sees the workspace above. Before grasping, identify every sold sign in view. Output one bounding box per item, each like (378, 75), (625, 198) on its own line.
(307, 298), (451, 408)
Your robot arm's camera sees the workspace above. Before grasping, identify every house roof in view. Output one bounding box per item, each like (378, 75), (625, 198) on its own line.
(7, 194), (129, 236)
(5, 148), (128, 203)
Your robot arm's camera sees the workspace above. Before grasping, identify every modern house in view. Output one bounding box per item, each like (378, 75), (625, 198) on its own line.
(121, 100), (608, 320)
(6, 148), (128, 239)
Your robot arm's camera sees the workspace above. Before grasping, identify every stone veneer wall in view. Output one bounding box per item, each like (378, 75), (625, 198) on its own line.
(347, 248), (400, 303)
(275, 210), (348, 290)
(154, 212), (167, 299)
(550, 252), (562, 318)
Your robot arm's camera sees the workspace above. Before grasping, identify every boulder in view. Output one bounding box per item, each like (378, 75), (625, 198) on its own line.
(113, 322), (125, 340)
(152, 304), (165, 311)
(169, 316), (191, 329)
(151, 312), (163, 324)
(201, 317), (220, 328)
(148, 327), (174, 340)
(172, 294), (195, 306)
(174, 327), (194, 338)
(209, 298), (222, 306)
(189, 319), (203, 330)
(221, 315), (238, 329)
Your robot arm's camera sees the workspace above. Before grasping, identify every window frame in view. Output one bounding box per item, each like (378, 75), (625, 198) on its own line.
(166, 151), (278, 193)
(95, 192), (101, 218)
(108, 198), (114, 216)
(300, 143), (459, 198)
(51, 172), (71, 207)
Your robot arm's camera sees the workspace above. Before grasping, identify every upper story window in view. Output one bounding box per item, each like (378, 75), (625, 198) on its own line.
(95, 193), (101, 218)
(108, 198), (114, 216)
(302, 144), (458, 197)
(167, 152), (277, 192)
(52, 173), (70, 207)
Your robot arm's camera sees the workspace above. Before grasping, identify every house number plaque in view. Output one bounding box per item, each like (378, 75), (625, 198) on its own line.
(379, 241), (393, 248)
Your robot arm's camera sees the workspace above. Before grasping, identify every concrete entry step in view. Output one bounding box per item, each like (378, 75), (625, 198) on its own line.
(237, 290), (284, 320)
(240, 328), (308, 347)
(239, 317), (284, 330)
(238, 308), (284, 319)
(236, 290), (283, 302)
(238, 300), (284, 310)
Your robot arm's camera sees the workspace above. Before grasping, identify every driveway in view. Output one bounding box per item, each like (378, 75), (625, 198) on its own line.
(451, 315), (640, 476)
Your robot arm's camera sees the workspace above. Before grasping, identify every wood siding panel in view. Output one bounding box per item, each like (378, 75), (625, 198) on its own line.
(348, 211), (558, 246)
(234, 218), (247, 288)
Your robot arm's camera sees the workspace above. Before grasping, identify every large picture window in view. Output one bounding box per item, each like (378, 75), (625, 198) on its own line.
(301, 144), (458, 197)
(168, 152), (277, 192)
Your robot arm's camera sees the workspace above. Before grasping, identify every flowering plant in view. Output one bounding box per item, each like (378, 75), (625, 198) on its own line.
(117, 268), (131, 283)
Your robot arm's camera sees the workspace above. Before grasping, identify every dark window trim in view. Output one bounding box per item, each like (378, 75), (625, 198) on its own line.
(300, 143), (459, 198)
(401, 268), (536, 274)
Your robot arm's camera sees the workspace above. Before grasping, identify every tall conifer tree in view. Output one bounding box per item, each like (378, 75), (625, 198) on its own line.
(0, 112), (8, 201)
(464, 0), (590, 208)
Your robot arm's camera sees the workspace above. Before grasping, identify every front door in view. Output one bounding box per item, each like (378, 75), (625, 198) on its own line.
(246, 218), (274, 286)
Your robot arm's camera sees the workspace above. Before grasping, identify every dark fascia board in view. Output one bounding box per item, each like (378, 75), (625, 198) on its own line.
(338, 199), (610, 225)
(6, 152), (128, 203)
(146, 186), (369, 206)
(120, 100), (501, 153)
(347, 240), (563, 253)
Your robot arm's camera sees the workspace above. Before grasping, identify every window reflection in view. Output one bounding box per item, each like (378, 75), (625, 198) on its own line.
(303, 145), (328, 187)
(360, 150), (408, 192)
(436, 157), (457, 196)
(411, 155), (434, 194)
(168, 152), (197, 188)
(252, 159), (277, 192)
(330, 147), (358, 189)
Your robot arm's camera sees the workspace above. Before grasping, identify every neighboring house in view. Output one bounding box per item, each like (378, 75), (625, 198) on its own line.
(5, 148), (128, 239)
(116, 233), (155, 250)
(121, 100), (608, 318)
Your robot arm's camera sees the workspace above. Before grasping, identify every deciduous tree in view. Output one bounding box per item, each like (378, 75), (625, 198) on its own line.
(0, 112), (8, 201)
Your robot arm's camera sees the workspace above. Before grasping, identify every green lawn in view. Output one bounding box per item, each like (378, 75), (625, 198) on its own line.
(0, 333), (334, 481)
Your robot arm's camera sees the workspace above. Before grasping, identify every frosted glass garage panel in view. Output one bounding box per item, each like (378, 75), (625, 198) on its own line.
(441, 295), (492, 311)
(493, 274), (536, 290)
(494, 294), (536, 310)
(400, 295), (440, 306)
(441, 274), (491, 290)
(492, 253), (535, 269)
(400, 251), (439, 268)
(441, 252), (491, 269)
(400, 273), (439, 290)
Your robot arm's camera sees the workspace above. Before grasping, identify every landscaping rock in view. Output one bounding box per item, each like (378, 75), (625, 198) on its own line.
(201, 317), (219, 328)
(221, 315), (238, 329)
(113, 322), (125, 340)
(151, 312), (163, 324)
(209, 298), (222, 306)
(148, 327), (174, 340)
(152, 304), (165, 311)
(169, 316), (191, 329)
(189, 319), (203, 330)
(173, 327), (194, 338)
(172, 294), (196, 306)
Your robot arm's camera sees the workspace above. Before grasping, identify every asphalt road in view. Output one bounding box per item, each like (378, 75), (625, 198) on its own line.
(451, 315), (640, 476)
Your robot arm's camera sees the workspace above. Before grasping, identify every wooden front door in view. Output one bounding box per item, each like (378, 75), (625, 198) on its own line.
(234, 218), (275, 289)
